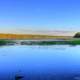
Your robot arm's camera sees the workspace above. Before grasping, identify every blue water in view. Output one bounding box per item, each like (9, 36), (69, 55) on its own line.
(0, 45), (80, 80)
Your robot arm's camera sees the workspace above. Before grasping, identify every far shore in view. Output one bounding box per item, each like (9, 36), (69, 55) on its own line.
(0, 32), (80, 45)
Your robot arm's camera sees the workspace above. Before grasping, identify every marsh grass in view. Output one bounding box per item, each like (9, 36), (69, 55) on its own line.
(0, 39), (15, 45)
(20, 39), (80, 45)
(0, 38), (80, 45)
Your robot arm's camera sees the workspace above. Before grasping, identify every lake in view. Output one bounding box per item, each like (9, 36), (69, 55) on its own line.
(0, 45), (80, 80)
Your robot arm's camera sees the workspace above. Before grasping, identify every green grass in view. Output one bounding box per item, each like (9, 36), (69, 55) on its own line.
(67, 39), (80, 45)
(1, 38), (80, 45)
(0, 39), (15, 45)
(23, 39), (80, 45)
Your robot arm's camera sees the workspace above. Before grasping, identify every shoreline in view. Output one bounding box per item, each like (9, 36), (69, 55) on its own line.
(0, 38), (80, 45)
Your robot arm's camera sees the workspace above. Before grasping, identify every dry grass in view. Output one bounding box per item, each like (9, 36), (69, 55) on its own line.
(0, 33), (72, 40)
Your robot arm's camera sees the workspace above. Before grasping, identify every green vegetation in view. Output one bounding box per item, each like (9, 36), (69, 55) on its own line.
(20, 39), (80, 45)
(1, 39), (80, 46)
(67, 39), (80, 45)
(32, 40), (80, 45)
(74, 32), (80, 38)
(0, 39), (15, 45)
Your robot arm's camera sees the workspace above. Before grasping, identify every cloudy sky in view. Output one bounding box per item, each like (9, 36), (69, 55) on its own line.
(0, 0), (80, 35)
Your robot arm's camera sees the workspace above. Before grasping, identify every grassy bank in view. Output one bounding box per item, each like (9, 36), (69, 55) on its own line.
(0, 40), (15, 45)
(43, 39), (80, 45)
(0, 39), (80, 45)
(21, 39), (80, 45)
(38, 40), (80, 45)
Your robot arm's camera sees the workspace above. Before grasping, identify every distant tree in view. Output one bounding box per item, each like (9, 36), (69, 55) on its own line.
(74, 32), (80, 38)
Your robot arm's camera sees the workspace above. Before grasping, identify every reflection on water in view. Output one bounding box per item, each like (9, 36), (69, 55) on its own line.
(0, 45), (80, 80)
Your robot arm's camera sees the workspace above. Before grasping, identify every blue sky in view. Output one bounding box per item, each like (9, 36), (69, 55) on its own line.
(0, 0), (80, 31)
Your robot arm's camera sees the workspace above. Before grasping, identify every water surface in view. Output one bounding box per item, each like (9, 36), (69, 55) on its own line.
(0, 45), (80, 80)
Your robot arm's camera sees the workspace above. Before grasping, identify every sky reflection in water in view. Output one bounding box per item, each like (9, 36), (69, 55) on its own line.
(0, 45), (80, 80)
